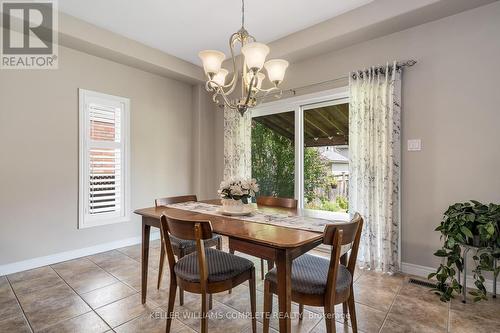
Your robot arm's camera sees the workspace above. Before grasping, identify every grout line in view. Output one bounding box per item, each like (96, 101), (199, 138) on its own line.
(80, 282), (138, 310)
(5, 276), (35, 333)
(446, 296), (451, 333)
(111, 304), (165, 330)
(49, 266), (112, 331)
(86, 255), (142, 292)
(377, 280), (402, 333)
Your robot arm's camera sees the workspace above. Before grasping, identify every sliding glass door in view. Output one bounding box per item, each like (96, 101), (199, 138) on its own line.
(251, 110), (295, 198)
(302, 101), (349, 214)
(251, 88), (349, 218)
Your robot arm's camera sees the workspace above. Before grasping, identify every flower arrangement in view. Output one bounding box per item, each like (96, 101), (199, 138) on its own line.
(218, 178), (259, 202)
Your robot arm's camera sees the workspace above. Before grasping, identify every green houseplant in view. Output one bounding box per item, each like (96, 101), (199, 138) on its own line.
(429, 201), (500, 302)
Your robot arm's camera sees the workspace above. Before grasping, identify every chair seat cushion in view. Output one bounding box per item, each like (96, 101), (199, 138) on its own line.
(170, 233), (221, 252)
(265, 254), (352, 295)
(174, 248), (254, 283)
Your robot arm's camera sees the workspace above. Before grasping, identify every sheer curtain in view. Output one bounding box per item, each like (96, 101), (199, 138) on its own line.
(223, 107), (251, 179)
(349, 62), (401, 273)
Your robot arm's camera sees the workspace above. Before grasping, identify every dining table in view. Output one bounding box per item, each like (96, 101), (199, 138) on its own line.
(134, 199), (345, 332)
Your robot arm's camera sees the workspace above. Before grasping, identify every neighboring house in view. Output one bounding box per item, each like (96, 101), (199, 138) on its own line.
(320, 146), (349, 175)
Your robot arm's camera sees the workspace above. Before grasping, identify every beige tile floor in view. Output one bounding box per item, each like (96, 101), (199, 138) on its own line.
(1, 238), (499, 333)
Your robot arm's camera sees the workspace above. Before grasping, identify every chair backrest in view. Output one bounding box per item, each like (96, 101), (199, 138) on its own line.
(256, 196), (298, 209)
(155, 195), (197, 207)
(159, 214), (213, 288)
(323, 213), (363, 247)
(322, 213), (364, 303)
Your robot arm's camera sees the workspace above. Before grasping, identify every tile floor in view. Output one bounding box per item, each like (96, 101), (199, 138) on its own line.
(1, 238), (499, 333)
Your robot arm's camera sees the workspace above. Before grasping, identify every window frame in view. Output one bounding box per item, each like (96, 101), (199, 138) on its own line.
(78, 89), (131, 229)
(251, 87), (349, 220)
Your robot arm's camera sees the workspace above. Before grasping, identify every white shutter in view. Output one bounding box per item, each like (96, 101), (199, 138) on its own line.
(79, 90), (130, 228)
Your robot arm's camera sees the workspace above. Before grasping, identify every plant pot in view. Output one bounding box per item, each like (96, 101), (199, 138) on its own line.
(221, 198), (245, 213)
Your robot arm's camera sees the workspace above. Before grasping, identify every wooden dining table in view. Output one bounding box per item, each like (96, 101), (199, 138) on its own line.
(134, 199), (332, 333)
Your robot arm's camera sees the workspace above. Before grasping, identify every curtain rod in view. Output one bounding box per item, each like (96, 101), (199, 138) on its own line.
(284, 59), (417, 97)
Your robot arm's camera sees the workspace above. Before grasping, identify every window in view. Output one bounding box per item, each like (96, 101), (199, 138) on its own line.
(79, 89), (130, 228)
(251, 88), (349, 220)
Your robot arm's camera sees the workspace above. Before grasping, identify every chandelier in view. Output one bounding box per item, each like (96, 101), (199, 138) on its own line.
(198, 0), (289, 116)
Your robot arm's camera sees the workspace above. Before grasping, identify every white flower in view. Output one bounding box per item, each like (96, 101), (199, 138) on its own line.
(218, 177), (259, 199)
(241, 179), (251, 190)
(249, 179), (259, 192)
(230, 185), (243, 196)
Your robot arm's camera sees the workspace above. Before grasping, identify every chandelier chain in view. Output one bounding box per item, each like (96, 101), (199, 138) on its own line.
(241, 0), (245, 28)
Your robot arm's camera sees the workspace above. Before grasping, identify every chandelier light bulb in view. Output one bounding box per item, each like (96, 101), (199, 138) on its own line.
(264, 59), (289, 85)
(198, 50), (226, 77)
(241, 42), (270, 72)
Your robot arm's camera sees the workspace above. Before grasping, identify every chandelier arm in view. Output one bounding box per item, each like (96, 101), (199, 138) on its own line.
(217, 90), (238, 110)
(206, 79), (236, 109)
(224, 32), (240, 94)
(221, 33), (241, 95)
(205, 79), (238, 110)
(253, 85), (281, 94)
(252, 88), (283, 108)
(241, 74), (256, 107)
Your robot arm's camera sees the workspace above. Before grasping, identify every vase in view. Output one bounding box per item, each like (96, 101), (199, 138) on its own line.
(221, 198), (245, 213)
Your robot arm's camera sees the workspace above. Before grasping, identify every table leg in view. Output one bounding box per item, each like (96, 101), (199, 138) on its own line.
(275, 249), (291, 333)
(142, 220), (151, 304)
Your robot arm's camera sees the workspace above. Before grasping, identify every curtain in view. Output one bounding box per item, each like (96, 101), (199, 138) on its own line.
(349, 62), (401, 273)
(223, 107), (251, 179)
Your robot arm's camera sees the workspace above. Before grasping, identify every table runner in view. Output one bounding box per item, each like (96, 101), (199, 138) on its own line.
(166, 201), (342, 233)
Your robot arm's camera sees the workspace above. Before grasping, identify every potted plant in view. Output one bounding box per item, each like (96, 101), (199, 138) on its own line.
(327, 176), (338, 189)
(218, 178), (259, 213)
(429, 201), (500, 301)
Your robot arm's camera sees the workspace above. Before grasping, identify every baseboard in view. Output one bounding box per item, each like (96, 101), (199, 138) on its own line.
(0, 232), (160, 276)
(401, 262), (436, 277)
(401, 262), (496, 294)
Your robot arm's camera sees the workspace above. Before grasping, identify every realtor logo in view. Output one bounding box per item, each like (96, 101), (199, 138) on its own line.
(1, 0), (58, 69)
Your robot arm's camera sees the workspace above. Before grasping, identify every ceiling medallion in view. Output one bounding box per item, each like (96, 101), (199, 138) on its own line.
(198, 0), (289, 116)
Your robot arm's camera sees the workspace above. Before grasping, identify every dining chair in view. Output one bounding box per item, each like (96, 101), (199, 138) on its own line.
(262, 213), (363, 333)
(160, 214), (257, 333)
(155, 195), (222, 306)
(229, 196), (298, 280)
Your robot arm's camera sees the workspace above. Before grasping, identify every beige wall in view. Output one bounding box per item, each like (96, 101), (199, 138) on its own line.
(0, 46), (195, 265)
(215, 2), (500, 269)
(192, 85), (220, 199)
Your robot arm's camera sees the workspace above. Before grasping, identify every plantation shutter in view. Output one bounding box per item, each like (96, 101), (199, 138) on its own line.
(79, 90), (130, 228)
(88, 105), (122, 215)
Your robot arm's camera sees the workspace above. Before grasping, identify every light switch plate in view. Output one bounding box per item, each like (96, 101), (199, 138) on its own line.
(408, 139), (421, 151)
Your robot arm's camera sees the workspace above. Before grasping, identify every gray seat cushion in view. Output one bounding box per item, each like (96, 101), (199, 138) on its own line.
(169, 233), (221, 253)
(265, 254), (352, 295)
(174, 248), (254, 283)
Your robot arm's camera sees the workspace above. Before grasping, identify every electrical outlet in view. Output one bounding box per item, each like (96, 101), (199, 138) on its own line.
(408, 139), (421, 151)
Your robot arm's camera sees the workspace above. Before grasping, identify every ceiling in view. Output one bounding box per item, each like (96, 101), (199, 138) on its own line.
(58, 0), (373, 65)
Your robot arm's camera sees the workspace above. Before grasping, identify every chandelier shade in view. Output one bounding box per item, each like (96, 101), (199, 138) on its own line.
(198, 0), (288, 115)
(264, 59), (289, 85)
(246, 72), (265, 90)
(198, 50), (226, 76)
(241, 42), (270, 72)
(212, 68), (229, 87)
